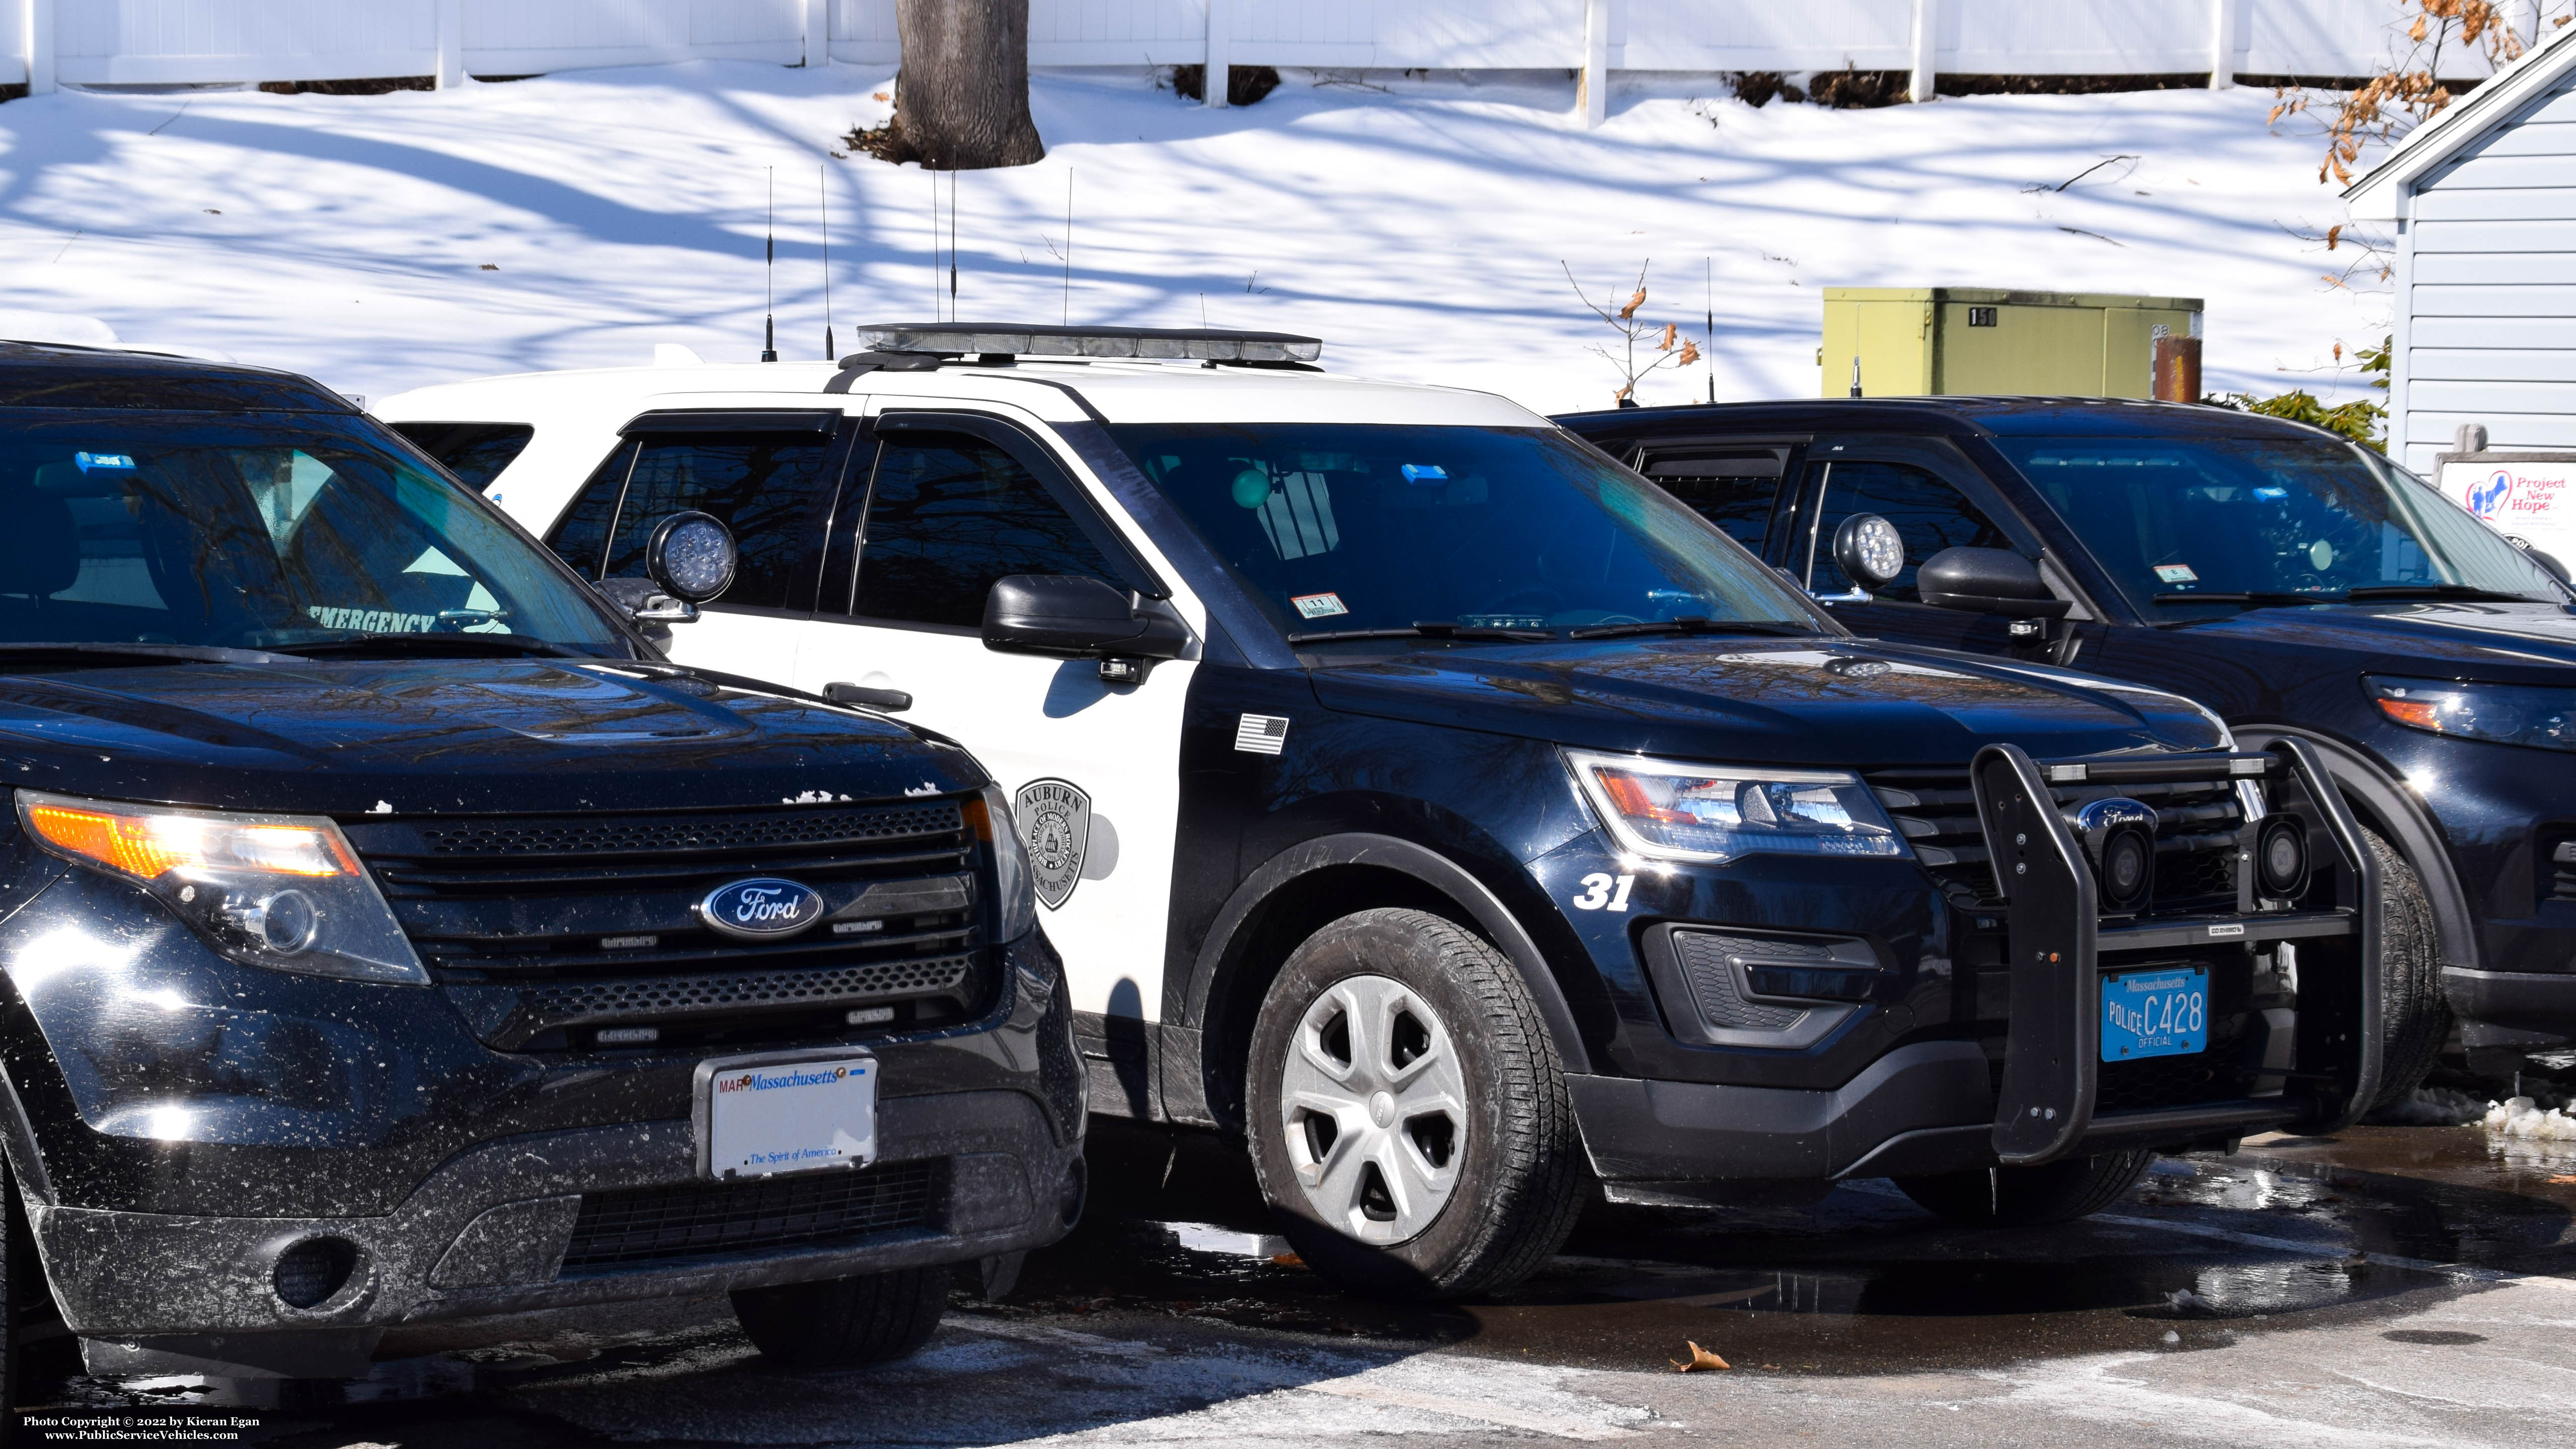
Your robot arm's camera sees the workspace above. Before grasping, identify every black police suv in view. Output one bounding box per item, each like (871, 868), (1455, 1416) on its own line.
(1557, 395), (2576, 1086)
(386, 326), (2402, 1300)
(0, 342), (1081, 1390)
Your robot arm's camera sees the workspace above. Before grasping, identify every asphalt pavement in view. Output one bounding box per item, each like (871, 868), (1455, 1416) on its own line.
(22, 1118), (2576, 1447)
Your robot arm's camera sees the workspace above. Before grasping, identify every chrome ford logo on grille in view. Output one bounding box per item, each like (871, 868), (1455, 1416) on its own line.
(699, 877), (825, 939)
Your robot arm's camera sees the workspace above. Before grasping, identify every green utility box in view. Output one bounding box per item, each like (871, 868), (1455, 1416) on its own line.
(1821, 288), (2204, 399)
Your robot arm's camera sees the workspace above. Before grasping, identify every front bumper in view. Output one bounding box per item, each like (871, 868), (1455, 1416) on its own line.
(1570, 741), (2383, 1188)
(46, 1086), (1080, 1378)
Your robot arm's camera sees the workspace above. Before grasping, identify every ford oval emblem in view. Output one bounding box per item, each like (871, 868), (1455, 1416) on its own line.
(698, 877), (825, 940)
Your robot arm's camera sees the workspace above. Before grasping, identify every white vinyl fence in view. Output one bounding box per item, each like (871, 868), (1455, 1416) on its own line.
(2, 1), (2519, 105)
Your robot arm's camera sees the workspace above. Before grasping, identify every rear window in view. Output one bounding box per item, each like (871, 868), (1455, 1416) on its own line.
(390, 422), (535, 493)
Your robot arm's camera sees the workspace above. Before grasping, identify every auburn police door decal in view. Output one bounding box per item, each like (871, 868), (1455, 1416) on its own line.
(1014, 778), (1092, 910)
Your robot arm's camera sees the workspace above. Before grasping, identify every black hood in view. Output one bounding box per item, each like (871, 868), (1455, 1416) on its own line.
(0, 659), (982, 817)
(1307, 635), (2226, 766)
(2165, 599), (2576, 683)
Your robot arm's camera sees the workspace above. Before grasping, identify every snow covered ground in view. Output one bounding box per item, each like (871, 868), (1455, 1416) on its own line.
(0, 62), (2385, 416)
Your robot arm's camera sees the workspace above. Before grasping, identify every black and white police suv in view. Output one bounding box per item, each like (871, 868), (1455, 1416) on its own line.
(380, 325), (2392, 1299)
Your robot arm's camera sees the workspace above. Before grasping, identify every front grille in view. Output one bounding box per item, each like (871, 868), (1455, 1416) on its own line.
(560, 1159), (946, 1271)
(412, 805), (960, 860)
(1869, 766), (2244, 911)
(344, 803), (986, 1048)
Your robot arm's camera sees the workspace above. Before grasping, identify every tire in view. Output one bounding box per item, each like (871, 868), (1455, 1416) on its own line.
(730, 1266), (948, 1368)
(1244, 908), (1584, 1301)
(1894, 1149), (2155, 1227)
(2363, 826), (2449, 1109)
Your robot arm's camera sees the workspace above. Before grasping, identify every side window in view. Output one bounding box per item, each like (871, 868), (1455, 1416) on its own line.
(546, 440), (636, 579)
(547, 430), (837, 610)
(1807, 459), (2015, 602)
(389, 422), (535, 493)
(1636, 445), (1790, 554)
(848, 430), (1120, 629)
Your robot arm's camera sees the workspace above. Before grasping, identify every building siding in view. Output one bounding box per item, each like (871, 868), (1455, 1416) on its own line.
(2399, 75), (2576, 470)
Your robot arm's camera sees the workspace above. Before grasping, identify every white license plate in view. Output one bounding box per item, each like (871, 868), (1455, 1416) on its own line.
(693, 1051), (878, 1180)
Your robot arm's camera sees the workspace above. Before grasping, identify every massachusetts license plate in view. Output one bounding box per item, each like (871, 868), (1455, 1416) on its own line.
(694, 1052), (878, 1179)
(2101, 967), (2209, 1062)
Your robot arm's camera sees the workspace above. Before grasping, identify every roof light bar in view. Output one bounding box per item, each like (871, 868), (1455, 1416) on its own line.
(849, 323), (1322, 363)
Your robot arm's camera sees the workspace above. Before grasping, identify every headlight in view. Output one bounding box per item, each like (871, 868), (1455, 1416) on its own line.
(1564, 750), (1909, 863)
(2368, 675), (2576, 752)
(16, 791), (426, 984)
(967, 785), (1038, 943)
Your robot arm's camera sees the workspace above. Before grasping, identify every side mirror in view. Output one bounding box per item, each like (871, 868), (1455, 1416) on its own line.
(1917, 547), (2072, 619)
(645, 511), (738, 604)
(2512, 537), (2572, 586)
(1831, 513), (1906, 593)
(983, 574), (1192, 674)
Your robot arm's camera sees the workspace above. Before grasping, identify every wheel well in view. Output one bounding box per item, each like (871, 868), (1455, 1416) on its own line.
(1199, 864), (1484, 1133)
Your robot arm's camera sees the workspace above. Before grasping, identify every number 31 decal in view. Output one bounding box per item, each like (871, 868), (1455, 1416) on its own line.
(1572, 872), (1635, 912)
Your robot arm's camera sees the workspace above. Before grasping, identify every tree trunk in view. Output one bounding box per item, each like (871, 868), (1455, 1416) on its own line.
(893, 0), (1045, 170)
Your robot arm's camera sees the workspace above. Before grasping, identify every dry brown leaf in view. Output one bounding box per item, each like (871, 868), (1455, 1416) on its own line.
(872, 91), (890, 101)
(2333, 341), (2344, 361)
(2409, 16), (2429, 40)
(1657, 322), (1678, 350)
(1677, 339), (1702, 366)
(1670, 1341), (1731, 1372)
(1618, 288), (1646, 320)
(2326, 223), (2344, 250)
(2547, 1173), (2576, 1184)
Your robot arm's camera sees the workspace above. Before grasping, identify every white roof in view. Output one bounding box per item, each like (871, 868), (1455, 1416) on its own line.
(377, 355), (1548, 429)
(2344, 19), (2576, 220)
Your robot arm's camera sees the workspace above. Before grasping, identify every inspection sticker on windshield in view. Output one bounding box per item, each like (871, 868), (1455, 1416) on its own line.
(2154, 564), (2199, 584)
(1291, 592), (1349, 620)
(73, 452), (135, 472)
(695, 1052), (877, 1179)
(2101, 967), (2207, 1062)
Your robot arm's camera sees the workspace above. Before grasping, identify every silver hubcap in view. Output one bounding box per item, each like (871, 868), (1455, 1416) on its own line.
(1278, 974), (1467, 1245)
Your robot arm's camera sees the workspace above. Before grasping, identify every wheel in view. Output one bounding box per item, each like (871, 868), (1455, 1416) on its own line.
(1244, 908), (1584, 1300)
(1894, 1149), (2155, 1227)
(730, 1266), (947, 1368)
(2363, 826), (2449, 1108)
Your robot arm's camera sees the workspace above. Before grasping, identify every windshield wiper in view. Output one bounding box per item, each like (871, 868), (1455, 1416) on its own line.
(2340, 583), (2554, 603)
(1567, 617), (1817, 640)
(1287, 621), (1556, 645)
(286, 632), (587, 660)
(0, 642), (304, 668)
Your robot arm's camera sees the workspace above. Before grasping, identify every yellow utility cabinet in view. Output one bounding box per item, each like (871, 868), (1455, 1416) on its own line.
(1821, 288), (2203, 399)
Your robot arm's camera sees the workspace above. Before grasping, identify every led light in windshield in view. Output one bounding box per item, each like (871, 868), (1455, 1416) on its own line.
(1565, 750), (1907, 863)
(2368, 676), (2576, 752)
(1400, 464), (1449, 485)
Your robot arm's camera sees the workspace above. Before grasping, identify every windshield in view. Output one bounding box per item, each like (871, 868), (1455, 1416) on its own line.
(1995, 433), (2567, 621)
(1107, 424), (1822, 639)
(0, 410), (630, 654)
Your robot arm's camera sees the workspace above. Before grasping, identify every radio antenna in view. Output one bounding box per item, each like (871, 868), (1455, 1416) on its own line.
(760, 167), (778, 362)
(818, 163), (835, 360)
(1849, 355), (1864, 399)
(1063, 169), (1074, 325)
(927, 158), (941, 320)
(947, 165), (958, 320)
(1705, 256), (1716, 404)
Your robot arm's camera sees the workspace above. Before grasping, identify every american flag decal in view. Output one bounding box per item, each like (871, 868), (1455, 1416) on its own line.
(1234, 713), (1290, 755)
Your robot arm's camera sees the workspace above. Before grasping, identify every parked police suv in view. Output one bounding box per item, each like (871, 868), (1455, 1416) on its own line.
(1559, 396), (2568, 1086)
(0, 341), (1081, 1387)
(382, 325), (2392, 1299)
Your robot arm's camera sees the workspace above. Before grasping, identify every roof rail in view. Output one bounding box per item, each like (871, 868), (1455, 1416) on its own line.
(847, 323), (1321, 363)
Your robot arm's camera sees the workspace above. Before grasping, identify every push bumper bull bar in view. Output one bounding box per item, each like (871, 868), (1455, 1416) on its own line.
(1972, 738), (2380, 1166)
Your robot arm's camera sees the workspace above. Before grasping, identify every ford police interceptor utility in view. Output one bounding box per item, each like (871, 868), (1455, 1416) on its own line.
(379, 325), (2394, 1299)
(0, 340), (1081, 1389)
